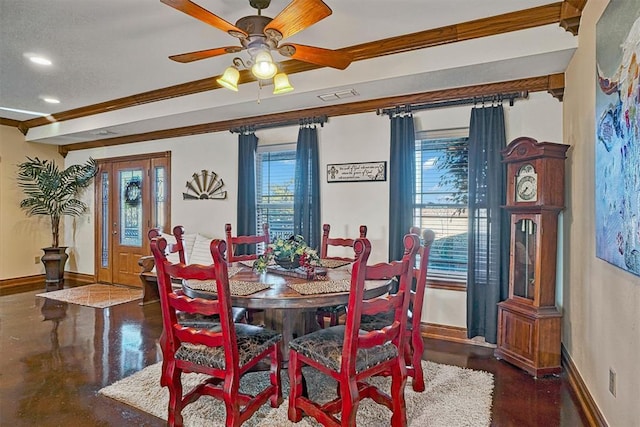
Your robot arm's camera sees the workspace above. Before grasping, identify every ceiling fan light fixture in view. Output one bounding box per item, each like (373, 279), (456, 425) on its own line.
(251, 50), (278, 80)
(217, 66), (240, 91)
(273, 72), (294, 94)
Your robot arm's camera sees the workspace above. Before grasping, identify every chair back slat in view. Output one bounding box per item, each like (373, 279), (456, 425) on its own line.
(168, 292), (220, 316)
(357, 326), (401, 349)
(225, 223), (270, 262)
(320, 224), (367, 261)
(359, 296), (400, 316)
(341, 234), (419, 372)
(173, 325), (225, 347)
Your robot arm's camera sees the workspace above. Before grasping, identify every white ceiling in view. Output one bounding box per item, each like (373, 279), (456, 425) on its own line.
(0, 0), (578, 145)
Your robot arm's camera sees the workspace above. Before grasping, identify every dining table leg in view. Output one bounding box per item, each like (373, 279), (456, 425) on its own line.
(263, 308), (318, 365)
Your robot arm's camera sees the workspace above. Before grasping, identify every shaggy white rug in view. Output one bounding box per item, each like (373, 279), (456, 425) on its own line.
(99, 360), (493, 426)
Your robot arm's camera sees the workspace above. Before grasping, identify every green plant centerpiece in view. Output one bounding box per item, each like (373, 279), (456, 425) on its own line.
(253, 235), (320, 273)
(17, 156), (98, 287)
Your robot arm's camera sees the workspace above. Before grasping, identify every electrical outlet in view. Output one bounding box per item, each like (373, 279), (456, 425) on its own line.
(34, 256), (40, 264)
(609, 368), (616, 397)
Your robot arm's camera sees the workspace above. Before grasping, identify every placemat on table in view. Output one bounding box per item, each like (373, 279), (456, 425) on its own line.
(183, 279), (270, 296)
(227, 265), (243, 278)
(319, 259), (352, 269)
(287, 279), (351, 295)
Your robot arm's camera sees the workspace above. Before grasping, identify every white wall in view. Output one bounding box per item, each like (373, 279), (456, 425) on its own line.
(0, 125), (62, 279)
(563, 1), (640, 425)
(63, 92), (561, 330)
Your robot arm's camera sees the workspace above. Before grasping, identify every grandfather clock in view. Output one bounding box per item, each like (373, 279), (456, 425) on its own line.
(495, 137), (569, 377)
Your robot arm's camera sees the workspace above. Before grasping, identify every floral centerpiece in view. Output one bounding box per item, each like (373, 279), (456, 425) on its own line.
(253, 235), (320, 273)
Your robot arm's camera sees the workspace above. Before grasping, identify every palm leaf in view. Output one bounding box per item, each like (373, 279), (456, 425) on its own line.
(17, 157), (98, 247)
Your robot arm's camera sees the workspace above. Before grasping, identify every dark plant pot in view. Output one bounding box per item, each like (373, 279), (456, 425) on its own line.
(275, 255), (301, 270)
(41, 247), (69, 287)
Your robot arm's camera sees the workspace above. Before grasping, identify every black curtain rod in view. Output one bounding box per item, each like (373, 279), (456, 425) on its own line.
(376, 91), (529, 116)
(230, 115), (328, 134)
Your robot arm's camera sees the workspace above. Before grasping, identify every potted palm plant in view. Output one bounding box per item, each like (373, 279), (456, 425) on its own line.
(17, 156), (98, 287)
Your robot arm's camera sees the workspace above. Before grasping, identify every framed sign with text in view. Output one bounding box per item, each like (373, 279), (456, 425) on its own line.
(326, 161), (387, 183)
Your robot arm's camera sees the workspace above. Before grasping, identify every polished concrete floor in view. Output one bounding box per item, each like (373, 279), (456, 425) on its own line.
(0, 283), (588, 426)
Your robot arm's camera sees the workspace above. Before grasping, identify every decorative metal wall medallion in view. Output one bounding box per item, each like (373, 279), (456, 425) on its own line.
(183, 170), (227, 200)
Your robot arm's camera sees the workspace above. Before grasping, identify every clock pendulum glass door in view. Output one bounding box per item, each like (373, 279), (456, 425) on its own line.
(513, 218), (536, 300)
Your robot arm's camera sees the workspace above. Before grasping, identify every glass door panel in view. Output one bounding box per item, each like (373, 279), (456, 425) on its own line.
(119, 170), (144, 247)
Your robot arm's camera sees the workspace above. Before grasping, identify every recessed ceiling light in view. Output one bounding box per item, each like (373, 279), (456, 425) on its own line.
(29, 56), (52, 66)
(0, 106), (49, 116)
(42, 97), (60, 104)
(24, 53), (53, 66)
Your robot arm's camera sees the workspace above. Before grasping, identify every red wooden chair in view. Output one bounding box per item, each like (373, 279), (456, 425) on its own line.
(288, 234), (419, 427)
(149, 225), (246, 324)
(316, 224), (367, 328)
(361, 227), (435, 392)
(151, 236), (282, 427)
(320, 224), (368, 261)
(225, 223), (270, 323)
(225, 223), (270, 263)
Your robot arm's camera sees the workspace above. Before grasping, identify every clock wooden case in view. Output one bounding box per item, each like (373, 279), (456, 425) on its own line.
(495, 137), (569, 377)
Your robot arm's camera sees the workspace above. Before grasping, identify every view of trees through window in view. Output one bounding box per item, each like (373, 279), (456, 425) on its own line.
(414, 135), (469, 281)
(256, 145), (296, 240)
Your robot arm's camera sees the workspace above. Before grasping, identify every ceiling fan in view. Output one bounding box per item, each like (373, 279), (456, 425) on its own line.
(161, 0), (353, 71)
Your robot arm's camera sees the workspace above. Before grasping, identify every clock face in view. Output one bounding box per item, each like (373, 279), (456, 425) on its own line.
(516, 175), (537, 202)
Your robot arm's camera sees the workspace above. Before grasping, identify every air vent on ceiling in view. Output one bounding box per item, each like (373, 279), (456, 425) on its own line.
(318, 89), (359, 102)
(89, 129), (118, 136)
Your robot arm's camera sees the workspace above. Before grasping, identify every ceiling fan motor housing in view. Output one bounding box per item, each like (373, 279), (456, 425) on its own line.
(236, 15), (279, 54)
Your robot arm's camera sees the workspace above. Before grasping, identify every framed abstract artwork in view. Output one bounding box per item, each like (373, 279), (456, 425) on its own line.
(595, 2), (640, 276)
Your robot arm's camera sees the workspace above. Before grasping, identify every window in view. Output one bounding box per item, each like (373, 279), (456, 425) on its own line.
(414, 130), (469, 283)
(256, 144), (296, 241)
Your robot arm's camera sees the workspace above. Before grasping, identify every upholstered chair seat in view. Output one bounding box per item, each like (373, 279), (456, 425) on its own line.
(176, 323), (281, 370)
(289, 325), (398, 373)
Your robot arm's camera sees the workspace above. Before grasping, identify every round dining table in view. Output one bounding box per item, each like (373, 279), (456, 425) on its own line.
(181, 262), (392, 363)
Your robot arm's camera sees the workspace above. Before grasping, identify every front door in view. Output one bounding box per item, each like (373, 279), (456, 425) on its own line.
(112, 159), (150, 286)
(95, 152), (171, 287)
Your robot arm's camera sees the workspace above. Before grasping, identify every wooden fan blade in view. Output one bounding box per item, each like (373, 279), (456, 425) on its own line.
(161, 0), (248, 38)
(279, 44), (352, 70)
(169, 46), (242, 63)
(264, 0), (331, 40)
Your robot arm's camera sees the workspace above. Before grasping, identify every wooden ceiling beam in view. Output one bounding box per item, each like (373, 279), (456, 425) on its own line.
(58, 73), (564, 156)
(25, 3), (567, 133)
(560, 0), (586, 35)
(0, 117), (20, 128)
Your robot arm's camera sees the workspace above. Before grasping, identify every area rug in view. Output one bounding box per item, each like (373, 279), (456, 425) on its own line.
(99, 360), (493, 426)
(36, 284), (142, 308)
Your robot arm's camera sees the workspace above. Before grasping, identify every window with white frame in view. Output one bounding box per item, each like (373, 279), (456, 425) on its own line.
(256, 143), (296, 241)
(414, 129), (469, 283)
